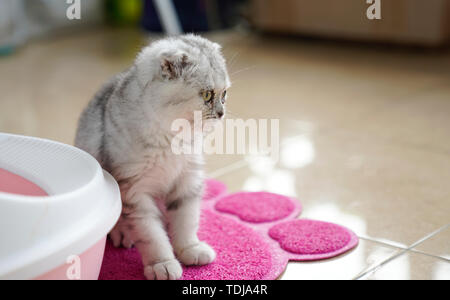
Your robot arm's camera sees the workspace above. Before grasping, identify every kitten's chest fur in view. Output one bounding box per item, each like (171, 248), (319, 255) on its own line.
(115, 145), (202, 200)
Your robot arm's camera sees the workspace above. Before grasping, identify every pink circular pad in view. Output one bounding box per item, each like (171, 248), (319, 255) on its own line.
(268, 219), (352, 255)
(215, 192), (296, 223)
(203, 179), (227, 201)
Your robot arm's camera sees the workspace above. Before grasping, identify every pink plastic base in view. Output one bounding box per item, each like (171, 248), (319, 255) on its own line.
(34, 237), (107, 280)
(0, 168), (106, 280)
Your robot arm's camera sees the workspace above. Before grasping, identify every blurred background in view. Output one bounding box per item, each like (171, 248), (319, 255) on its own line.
(0, 0), (449, 280)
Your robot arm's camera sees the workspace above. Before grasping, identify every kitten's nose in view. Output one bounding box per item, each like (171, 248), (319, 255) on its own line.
(216, 111), (224, 119)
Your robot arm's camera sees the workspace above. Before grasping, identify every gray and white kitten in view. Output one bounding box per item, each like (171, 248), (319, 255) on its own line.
(75, 34), (230, 280)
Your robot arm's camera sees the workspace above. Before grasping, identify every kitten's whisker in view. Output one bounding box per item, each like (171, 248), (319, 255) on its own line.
(202, 111), (216, 120)
(227, 51), (241, 70)
(230, 65), (257, 78)
(226, 114), (241, 119)
(224, 110), (243, 119)
(226, 78), (244, 87)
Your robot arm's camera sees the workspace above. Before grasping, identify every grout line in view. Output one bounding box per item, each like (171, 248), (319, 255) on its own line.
(358, 236), (449, 268)
(353, 223), (450, 280)
(408, 249), (450, 262)
(360, 235), (450, 261)
(357, 236), (408, 250)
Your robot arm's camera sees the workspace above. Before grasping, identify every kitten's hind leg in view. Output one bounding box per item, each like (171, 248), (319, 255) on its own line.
(123, 193), (182, 280)
(110, 217), (135, 249)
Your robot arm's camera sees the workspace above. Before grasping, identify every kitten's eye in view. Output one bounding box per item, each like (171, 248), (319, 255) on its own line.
(221, 90), (227, 104)
(202, 90), (213, 102)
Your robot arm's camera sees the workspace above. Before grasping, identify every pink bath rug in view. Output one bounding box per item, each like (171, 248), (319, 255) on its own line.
(99, 180), (358, 280)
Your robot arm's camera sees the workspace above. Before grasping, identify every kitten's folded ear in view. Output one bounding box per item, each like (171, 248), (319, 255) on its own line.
(160, 52), (191, 80)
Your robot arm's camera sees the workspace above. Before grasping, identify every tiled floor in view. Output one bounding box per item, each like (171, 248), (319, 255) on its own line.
(0, 27), (449, 280)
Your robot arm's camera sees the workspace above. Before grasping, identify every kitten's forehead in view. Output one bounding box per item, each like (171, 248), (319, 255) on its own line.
(205, 63), (229, 90)
(178, 35), (230, 89)
(204, 58), (230, 91)
(202, 71), (229, 93)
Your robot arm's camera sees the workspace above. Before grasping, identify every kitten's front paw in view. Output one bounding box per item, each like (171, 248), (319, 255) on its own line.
(144, 259), (183, 280)
(177, 242), (216, 266)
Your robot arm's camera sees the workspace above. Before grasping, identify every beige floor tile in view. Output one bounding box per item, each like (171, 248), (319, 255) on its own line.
(224, 36), (450, 132)
(358, 85), (450, 154)
(280, 239), (400, 280)
(412, 225), (450, 260)
(215, 129), (450, 247)
(204, 154), (246, 175)
(204, 118), (314, 174)
(362, 251), (450, 280)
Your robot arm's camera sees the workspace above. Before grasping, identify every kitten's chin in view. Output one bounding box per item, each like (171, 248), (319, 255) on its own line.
(202, 118), (222, 132)
(203, 117), (223, 124)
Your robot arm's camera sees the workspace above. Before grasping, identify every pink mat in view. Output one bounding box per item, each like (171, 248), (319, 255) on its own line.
(100, 179), (358, 280)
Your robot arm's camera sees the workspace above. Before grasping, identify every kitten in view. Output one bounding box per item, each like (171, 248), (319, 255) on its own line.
(75, 34), (230, 280)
